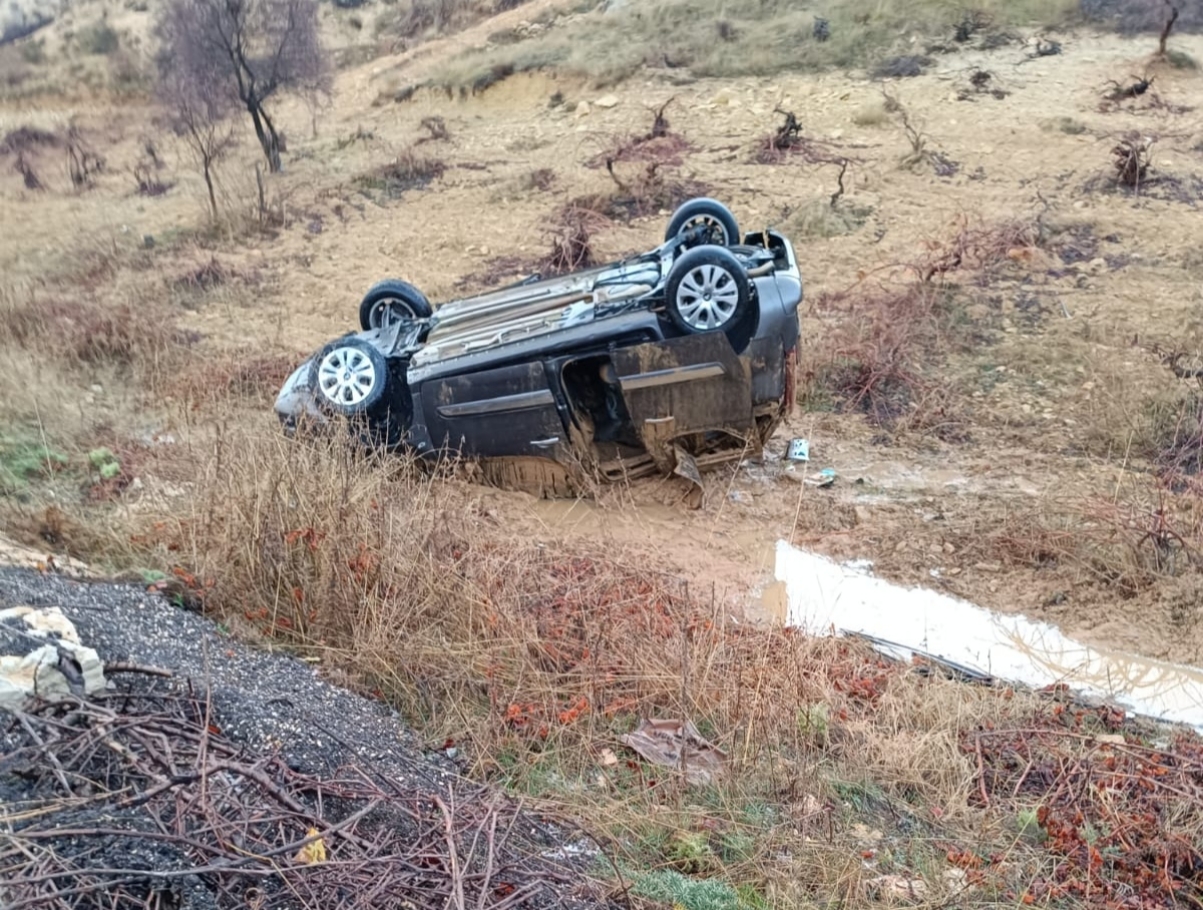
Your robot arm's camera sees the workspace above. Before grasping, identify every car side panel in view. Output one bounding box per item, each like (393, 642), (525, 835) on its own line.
(610, 333), (754, 465)
(745, 335), (787, 406)
(419, 361), (566, 459)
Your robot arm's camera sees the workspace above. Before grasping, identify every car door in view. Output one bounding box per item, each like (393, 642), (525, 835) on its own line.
(420, 360), (568, 459)
(609, 333), (754, 467)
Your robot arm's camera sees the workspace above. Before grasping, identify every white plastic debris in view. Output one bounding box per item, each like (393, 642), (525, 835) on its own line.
(0, 606), (106, 712)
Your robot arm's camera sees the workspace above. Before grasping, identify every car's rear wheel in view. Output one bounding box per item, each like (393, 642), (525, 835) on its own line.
(310, 338), (390, 417)
(359, 279), (433, 331)
(665, 198), (740, 248)
(664, 246), (752, 337)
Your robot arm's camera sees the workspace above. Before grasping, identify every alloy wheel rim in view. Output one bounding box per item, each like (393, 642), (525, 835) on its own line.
(676, 263), (739, 330)
(317, 347), (376, 407)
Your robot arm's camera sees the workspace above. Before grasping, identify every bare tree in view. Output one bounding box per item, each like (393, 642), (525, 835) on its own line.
(157, 60), (237, 218)
(1158, 1), (1180, 57)
(154, 0), (330, 174)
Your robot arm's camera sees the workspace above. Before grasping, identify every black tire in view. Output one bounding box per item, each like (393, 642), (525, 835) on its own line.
(309, 338), (391, 417)
(663, 246), (752, 337)
(358, 279), (433, 331)
(664, 198), (740, 248)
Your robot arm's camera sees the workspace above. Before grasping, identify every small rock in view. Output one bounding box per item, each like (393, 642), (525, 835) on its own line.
(89, 383), (103, 394)
(594, 94), (619, 108)
(142, 234), (155, 249)
(574, 101), (590, 117)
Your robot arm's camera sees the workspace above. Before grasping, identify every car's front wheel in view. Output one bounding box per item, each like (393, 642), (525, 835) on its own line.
(310, 338), (391, 417)
(663, 246), (752, 337)
(665, 197), (741, 248)
(358, 279), (433, 331)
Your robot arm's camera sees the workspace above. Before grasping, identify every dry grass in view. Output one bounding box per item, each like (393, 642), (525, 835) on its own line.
(112, 425), (1072, 904)
(2, 198), (1201, 907)
(353, 145), (446, 200)
(97, 425), (1199, 907)
(801, 214), (1046, 436)
(427, 0), (1079, 89)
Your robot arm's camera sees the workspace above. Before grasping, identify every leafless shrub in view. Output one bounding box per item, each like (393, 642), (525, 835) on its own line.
(540, 203), (610, 275)
(808, 282), (960, 432)
(172, 256), (236, 292)
(65, 126), (104, 190)
(133, 161), (174, 197)
(986, 484), (1200, 591)
(354, 146), (445, 200)
(915, 214), (1044, 283)
(154, 0), (330, 173)
(954, 9), (993, 42)
(416, 115), (450, 143)
(524, 167), (556, 192)
(132, 140), (174, 197)
(586, 98), (689, 171)
(754, 108), (857, 168)
(885, 92), (959, 177)
(804, 214), (1045, 435)
(1113, 133), (1153, 189)
(594, 159), (709, 221)
(13, 152), (41, 190)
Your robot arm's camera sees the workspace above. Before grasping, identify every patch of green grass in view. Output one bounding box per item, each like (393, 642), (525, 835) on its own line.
(631, 868), (747, 910)
(666, 830), (716, 873)
(0, 433), (69, 493)
(88, 447), (121, 480)
(831, 778), (891, 815)
(796, 702), (830, 744)
(428, 0), (1078, 87)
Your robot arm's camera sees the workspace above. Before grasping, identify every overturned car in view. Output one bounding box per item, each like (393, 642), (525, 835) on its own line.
(274, 198), (803, 493)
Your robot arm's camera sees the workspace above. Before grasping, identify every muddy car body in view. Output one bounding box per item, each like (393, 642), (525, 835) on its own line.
(275, 199), (803, 492)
